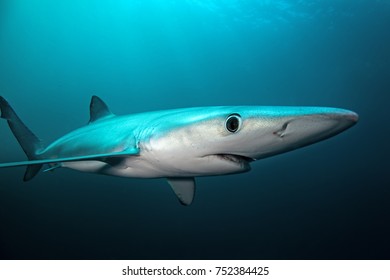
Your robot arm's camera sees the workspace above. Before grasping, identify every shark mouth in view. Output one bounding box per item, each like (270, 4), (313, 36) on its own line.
(213, 154), (255, 165)
(201, 154), (254, 172)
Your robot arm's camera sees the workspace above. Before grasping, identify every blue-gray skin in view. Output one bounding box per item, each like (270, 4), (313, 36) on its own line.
(0, 96), (358, 205)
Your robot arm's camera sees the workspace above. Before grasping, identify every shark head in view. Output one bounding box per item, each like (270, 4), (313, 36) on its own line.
(147, 106), (358, 177)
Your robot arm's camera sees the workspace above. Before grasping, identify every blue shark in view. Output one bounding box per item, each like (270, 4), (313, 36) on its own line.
(0, 96), (358, 205)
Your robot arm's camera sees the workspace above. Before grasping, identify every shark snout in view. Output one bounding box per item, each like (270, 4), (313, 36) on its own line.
(338, 110), (359, 124)
(313, 108), (358, 132)
(243, 107), (358, 160)
(279, 108), (358, 147)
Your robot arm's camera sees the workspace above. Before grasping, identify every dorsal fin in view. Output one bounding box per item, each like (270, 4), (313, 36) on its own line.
(89, 95), (114, 123)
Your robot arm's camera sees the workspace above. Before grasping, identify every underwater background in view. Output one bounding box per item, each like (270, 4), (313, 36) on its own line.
(0, 0), (389, 259)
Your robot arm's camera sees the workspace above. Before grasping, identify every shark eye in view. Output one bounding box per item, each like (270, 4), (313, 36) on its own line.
(225, 114), (242, 133)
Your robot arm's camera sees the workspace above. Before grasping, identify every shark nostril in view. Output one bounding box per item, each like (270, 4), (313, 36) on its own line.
(273, 122), (289, 138)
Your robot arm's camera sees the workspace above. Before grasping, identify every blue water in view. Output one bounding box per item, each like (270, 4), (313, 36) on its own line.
(0, 0), (389, 259)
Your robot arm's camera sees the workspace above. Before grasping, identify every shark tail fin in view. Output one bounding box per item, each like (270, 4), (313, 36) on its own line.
(0, 96), (44, 181)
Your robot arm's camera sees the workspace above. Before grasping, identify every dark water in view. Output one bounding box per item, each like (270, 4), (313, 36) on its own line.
(0, 0), (389, 259)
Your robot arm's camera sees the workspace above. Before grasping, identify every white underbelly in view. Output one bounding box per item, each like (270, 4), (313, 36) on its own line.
(62, 159), (171, 178)
(61, 152), (250, 178)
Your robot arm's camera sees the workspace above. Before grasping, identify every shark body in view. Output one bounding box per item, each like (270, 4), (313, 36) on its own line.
(0, 96), (358, 205)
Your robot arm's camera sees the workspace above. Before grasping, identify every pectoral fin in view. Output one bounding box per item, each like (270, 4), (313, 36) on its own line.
(167, 177), (196, 206)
